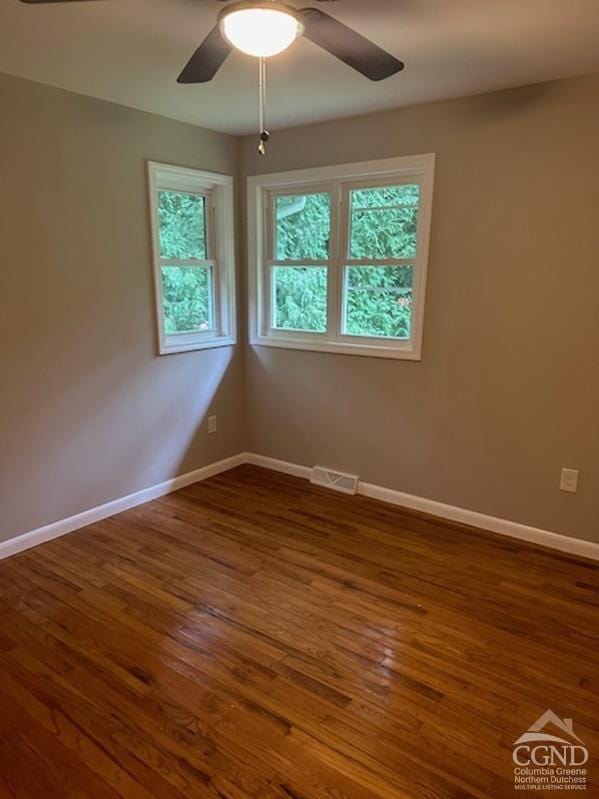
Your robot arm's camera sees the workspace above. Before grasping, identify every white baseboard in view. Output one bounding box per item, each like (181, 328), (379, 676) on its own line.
(245, 453), (599, 562)
(245, 453), (312, 480)
(3, 450), (597, 563)
(0, 453), (246, 562)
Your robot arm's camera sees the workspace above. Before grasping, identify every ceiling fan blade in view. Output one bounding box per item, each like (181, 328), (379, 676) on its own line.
(177, 26), (232, 84)
(298, 8), (404, 81)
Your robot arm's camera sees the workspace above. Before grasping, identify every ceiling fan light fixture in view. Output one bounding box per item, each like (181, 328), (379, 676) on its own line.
(219, 3), (302, 58)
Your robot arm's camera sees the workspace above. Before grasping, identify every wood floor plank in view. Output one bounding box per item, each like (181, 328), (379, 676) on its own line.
(0, 464), (597, 798)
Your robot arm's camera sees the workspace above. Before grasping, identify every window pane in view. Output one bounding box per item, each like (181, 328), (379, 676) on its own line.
(158, 190), (206, 259)
(161, 266), (213, 334)
(275, 193), (331, 260)
(272, 266), (327, 333)
(349, 185), (420, 259)
(344, 265), (413, 339)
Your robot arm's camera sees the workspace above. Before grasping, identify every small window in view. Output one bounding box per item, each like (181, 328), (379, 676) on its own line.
(248, 155), (435, 360)
(148, 162), (236, 354)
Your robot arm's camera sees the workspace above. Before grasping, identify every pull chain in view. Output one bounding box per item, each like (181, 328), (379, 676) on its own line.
(258, 57), (270, 156)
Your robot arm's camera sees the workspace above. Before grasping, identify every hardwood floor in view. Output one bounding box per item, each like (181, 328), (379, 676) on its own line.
(0, 464), (597, 798)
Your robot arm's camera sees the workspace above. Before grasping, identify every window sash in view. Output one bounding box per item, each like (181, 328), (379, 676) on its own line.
(157, 191), (218, 337)
(265, 183), (338, 337)
(343, 180), (420, 264)
(160, 262), (217, 335)
(340, 264), (414, 341)
(270, 264), (329, 335)
(157, 188), (210, 261)
(267, 183), (336, 263)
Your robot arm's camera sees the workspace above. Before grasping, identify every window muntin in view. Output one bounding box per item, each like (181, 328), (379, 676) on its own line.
(148, 162), (236, 355)
(249, 155), (435, 360)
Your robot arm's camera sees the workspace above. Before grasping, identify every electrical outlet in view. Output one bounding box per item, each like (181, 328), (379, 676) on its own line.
(208, 415), (217, 434)
(560, 468), (579, 493)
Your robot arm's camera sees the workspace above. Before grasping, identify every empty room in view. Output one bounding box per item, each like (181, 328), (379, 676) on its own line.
(1, 0), (598, 796)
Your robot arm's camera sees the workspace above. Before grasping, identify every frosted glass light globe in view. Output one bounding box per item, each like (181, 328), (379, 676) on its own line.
(220, 7), (301, 58)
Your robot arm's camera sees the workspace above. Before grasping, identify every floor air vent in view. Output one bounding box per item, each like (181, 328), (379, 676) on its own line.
(311, 466), (359, 495)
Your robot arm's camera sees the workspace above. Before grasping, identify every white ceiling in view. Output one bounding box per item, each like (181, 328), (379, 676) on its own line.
(2, 0), (599, 135)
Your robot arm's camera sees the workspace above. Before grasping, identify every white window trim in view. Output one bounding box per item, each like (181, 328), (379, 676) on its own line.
(247, 154), (435, 360)
(147, 161), (237, 355)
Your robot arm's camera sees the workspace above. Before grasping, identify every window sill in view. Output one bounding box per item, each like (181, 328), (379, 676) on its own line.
(159, 335), (236, 355)
(251, 334), (422, 361)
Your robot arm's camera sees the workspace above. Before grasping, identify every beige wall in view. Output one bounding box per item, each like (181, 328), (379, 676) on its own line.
(0, 73), (245, 543)
(240, 73), (599, 544)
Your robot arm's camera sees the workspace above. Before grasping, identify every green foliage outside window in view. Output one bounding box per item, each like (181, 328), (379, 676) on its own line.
(273, 267), (327, 332)
(345, 266), (412, 339)
(275, 193), (330, 260)
(350, 185), (419, 260)
(158, 190), (206, 259)
(161, 266), (212, 334)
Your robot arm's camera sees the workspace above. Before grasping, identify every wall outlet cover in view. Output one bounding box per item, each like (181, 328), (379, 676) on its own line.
(560, 468), (579, 493)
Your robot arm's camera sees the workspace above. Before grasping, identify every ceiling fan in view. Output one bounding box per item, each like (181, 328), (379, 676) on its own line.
(19, 0), (405, 84)
(179, 0), (404, 84)
(19, 0), (404, 154)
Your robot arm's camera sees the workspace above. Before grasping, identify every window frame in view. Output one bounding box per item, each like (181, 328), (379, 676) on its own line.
(248, 154), (435, 360)
(147, 161), (237, 355)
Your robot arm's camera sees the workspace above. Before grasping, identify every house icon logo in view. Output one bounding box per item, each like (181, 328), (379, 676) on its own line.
(514, 710), (585, 747)
(513, 710), (589, 792)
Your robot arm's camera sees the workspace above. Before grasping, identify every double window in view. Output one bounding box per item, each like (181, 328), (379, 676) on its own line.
(248, 155), (435, 359)
(148, 162), (236, 354)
